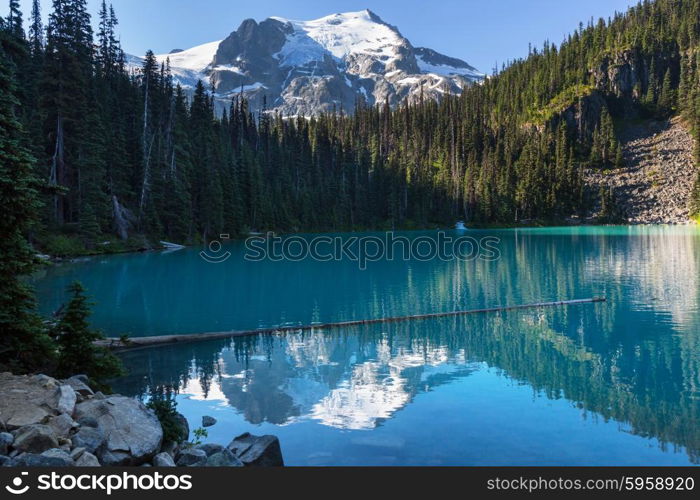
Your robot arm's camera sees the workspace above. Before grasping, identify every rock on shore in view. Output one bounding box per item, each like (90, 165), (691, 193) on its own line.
(0, 372), (283, 467)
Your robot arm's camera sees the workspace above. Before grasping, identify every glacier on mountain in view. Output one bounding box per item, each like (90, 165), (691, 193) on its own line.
(127, 9), (484, 115)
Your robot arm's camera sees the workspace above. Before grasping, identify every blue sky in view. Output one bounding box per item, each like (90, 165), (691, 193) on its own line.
(8, 0), (637, 72)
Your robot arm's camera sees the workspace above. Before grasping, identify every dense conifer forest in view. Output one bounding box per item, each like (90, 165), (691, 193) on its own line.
(2, 0), (700, 251)
(0, 0), (699, 371)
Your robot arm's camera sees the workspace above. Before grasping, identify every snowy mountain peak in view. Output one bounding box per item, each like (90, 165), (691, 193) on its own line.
(271, 9), (382, 27)
(129, 10), (485, 115)
(270, 9), (404, 61)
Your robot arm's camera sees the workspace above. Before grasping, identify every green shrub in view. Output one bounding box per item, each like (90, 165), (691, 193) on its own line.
(42, 234), (86, 257)
(191, 427), (208, 446)
(528, 84), (596, 125)
(147, 392), (188, 444)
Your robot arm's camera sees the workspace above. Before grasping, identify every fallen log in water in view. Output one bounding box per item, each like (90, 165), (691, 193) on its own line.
(159, 241), (186, 250)
(99, 297), (606, 351)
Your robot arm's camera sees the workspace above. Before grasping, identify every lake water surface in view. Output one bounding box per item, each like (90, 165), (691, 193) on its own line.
(33, 227), (700, 465)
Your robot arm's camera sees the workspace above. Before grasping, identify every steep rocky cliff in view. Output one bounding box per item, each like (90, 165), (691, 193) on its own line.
(591, 47), (680, 117)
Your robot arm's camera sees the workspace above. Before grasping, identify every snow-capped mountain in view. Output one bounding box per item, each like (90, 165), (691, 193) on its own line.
(127, 9), (484, 115)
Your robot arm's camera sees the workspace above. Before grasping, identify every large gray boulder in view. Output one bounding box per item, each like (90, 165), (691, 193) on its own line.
(0, 374), (52, 429)
(75, 451), (101, 467)
(175, 448), (207, 467)
(3, 406), (50, 431)
(0, 432), (13, 455)
(12, 424), (59, 454)
(62, 376), (94, 398)
(54, 385), (77, 415)
(173, 413), (189, 442)
(71, 427), (105, 454)
(197, 443), (224, 456)
(47, 414), (77, 438)
(227, 433), (284, 467)
(74, 396), (163, 465)
(206, 448), (243, 467)
(76, 416), (99, 428)
(152, 452), (176, 467)
(15, 452), (73, 467)
(100, 449), (132, 466)
(202, 416), (217, 428)
(40, 448), (75, 466)
(160, 441), (178, 458)
(0, 373), (81, 430)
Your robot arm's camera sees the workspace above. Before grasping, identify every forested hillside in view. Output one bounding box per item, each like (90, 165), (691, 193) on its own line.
(1, 0), (699, 255)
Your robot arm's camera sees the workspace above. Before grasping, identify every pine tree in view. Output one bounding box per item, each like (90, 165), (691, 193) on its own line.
(43, 0), (95, 225)
(96, 1), (121, 76)
(24, 0), (44, 146)
(97, 0), (110, 72)
(658, 67), (676, 114)
(161, 85), (194, 240)
(0, 32), (55, 372)
(108, 5), (122, 67)
(614, 142), (624, 168)
(644, 57), (658, 109)
(5, 0), (23, 39)
(28, 0), (43, 54)
(79, 203), (101, 248)
(52, 282), (123, 384)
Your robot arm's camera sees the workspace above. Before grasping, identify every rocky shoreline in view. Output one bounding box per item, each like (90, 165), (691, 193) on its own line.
(0, 373), (283, 467)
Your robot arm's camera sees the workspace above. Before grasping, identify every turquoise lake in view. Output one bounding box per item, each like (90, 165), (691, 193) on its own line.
(32, 227), (700, 465)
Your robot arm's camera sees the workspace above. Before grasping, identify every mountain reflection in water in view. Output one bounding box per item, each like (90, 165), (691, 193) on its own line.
(113, 303), (699, 464)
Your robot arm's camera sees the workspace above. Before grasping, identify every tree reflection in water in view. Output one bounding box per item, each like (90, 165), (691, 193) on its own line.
(113, 299), (699, 462)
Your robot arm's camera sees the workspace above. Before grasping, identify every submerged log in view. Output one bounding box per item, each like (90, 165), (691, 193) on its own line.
(100, 297), (606, 351)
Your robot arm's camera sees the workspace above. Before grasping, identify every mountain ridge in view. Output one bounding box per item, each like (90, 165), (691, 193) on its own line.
(127, 9), (485, 115)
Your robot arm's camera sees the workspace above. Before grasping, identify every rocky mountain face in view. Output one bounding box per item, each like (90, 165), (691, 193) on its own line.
(591, 48), (679, 117)
(128, 10), (484, 115)
(585, 117), (698, 224)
